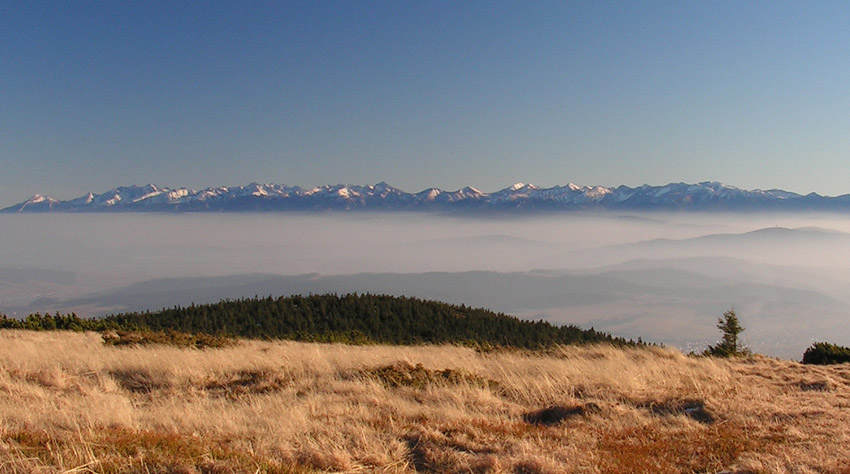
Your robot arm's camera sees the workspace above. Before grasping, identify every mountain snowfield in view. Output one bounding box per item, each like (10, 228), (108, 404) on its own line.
(5, 181), (850, 212)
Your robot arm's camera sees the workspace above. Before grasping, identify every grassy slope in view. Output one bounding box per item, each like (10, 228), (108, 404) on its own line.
(1, 330), (850, 473)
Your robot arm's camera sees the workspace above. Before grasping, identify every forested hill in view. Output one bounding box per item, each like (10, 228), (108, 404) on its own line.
(3, 293), (635, 348)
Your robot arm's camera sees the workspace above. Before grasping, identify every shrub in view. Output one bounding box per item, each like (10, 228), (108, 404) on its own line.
(802, 342), (850, 365)
(101, 329), (236, 349)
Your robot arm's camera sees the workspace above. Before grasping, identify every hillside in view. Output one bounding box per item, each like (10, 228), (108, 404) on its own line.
(2, 331), (849, 473)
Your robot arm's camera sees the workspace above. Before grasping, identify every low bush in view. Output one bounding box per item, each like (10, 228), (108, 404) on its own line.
(101, 329), (236, 349)
(802, 342), (850, 365)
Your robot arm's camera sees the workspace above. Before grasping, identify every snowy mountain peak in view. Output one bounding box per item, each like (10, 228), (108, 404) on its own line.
(416, 188), (442, 201)
(12, 194), (61, 212)
(28, 194), (48, 204)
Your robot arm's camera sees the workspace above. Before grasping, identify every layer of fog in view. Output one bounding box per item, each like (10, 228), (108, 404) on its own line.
(2, 212), (850, 358)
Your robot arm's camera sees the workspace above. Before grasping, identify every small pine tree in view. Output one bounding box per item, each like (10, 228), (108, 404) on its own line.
(706, 309), (748, 357)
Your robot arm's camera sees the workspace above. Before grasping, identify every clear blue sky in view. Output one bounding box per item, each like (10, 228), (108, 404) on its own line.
(3, 1), (850, 206)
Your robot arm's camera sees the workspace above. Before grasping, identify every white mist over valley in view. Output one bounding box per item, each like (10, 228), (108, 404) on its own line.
(2, 211), (850, 359)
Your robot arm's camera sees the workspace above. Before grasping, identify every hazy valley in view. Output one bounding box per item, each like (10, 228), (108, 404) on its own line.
(3, 211), (850, 359)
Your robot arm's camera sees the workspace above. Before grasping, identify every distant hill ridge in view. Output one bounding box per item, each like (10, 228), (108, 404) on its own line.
(5, 181), (850, 213)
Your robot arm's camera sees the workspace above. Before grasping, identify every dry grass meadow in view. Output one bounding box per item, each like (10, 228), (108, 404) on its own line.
(2, 330), (850, 473)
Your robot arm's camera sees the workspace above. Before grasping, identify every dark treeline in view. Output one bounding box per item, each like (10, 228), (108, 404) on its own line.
(0, 312), (111, 331)
(1, 293), (635, 349)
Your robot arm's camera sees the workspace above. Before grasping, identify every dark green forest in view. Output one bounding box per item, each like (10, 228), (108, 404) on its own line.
(0, 293), (634, 349)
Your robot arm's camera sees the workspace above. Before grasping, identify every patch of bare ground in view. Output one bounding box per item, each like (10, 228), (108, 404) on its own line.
(2, 330), (850, 473)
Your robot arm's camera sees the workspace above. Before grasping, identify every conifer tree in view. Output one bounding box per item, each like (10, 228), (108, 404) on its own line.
(706, 309), (748, 357)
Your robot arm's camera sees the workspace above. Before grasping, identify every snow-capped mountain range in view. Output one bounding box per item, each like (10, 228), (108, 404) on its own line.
(4, 182), (850, 213)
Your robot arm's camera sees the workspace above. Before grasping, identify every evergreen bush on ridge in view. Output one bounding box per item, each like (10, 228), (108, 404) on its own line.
(802, 342), (850, 365)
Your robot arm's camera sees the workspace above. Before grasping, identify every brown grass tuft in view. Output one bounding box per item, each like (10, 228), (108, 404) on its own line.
(522, 403), (600, 426)
(596, 423), (758, 474)
(636, 398), (717, 424)
(109, 367), (172, 394)
(362, 361), (498, 390)
(202, 369), (293, 399)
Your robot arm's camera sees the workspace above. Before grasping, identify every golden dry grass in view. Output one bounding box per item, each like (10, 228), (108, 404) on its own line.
(2, 330), (850, 473)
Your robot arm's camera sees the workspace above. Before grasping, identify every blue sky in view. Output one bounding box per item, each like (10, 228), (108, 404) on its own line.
(3, 1), (850, 205)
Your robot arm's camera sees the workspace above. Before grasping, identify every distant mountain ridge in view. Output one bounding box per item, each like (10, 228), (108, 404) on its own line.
(5, 181), (850, 213)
